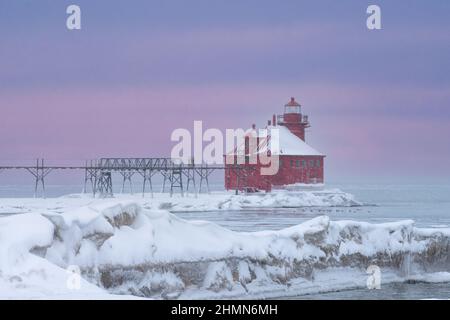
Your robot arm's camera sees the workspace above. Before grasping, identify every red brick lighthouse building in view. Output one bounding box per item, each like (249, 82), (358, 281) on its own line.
(225, 97), (325, 192)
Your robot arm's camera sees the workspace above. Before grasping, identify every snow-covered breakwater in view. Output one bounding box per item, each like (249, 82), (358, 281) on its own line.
(1, 202), (449, 299)
(0, 188), (362, 216)
(139, 188), (362, 211)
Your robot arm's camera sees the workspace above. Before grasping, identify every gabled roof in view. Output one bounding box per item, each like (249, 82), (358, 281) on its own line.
(227, 125), (324, 157)
(268, 125), (323, 156)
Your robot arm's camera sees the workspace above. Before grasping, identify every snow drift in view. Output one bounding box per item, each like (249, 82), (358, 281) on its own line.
(1, 202), (449, 299)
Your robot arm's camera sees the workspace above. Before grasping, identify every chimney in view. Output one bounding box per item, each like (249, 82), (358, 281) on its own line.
(272, 114), (276, 126)
(252, 124), (256, 130)
(267, 120), (271, 126)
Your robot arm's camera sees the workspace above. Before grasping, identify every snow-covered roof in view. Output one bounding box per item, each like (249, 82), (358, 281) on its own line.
(228, 125), (324, 156)
(268, 125), (324, 156)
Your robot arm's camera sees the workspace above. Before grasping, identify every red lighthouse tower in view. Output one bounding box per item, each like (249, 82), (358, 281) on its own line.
(279, 97), (310, 141)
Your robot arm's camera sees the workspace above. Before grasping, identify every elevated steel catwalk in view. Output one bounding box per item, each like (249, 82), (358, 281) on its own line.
(0, 158), (253, 198)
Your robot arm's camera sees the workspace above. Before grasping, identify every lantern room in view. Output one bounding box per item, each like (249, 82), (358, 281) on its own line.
(277, 97), (310, 141)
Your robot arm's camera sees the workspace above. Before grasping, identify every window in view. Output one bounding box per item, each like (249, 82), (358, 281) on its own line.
(296, 160), (300, 167)
(302, 160), (306, 168)
(290, 159), (294, 167)
(316, 159), (321, 167)
(309, 160), (314, 167)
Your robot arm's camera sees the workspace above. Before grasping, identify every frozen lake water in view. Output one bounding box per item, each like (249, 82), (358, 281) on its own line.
(282, 281), (450, 300)
(2, 183), (448, 229)
(175, 184), (450, 231)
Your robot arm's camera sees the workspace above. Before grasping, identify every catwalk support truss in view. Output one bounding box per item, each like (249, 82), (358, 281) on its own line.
(0, 158), (251, 198)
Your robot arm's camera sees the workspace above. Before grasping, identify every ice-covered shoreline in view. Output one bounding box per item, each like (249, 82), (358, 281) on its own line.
(1, 200), (449, 299)
(0, 188), (362, 217)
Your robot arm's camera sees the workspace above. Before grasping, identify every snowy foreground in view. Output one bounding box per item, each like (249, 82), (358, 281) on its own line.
(1, 198), (450, 299)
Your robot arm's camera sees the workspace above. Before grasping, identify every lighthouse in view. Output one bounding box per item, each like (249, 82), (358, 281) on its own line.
(225, 97), (325, 192)
(278, 97), (310, 141)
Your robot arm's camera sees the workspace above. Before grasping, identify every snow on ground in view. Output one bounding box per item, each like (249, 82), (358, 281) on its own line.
(0, 188), (361, 216)
(0, 212), (138, 299)
(1, 200), (449, 299)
